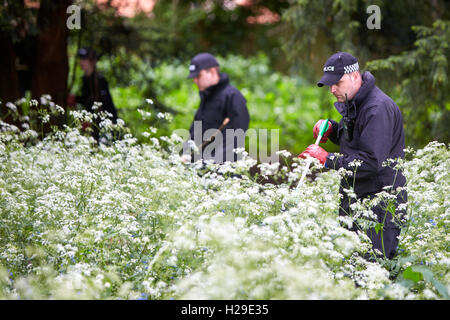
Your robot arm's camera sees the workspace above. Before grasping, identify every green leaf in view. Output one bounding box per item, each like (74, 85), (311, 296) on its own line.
(411, 265), (450, 299)
(411, 265), (434, 283)
(402, 266), (423, 283)
(432, 279), (450, 299)
(374, 223), (383, 235)
(386, 202), (396, 215)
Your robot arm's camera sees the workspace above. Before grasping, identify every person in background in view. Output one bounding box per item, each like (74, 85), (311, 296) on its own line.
(299, 52), (407, 260)
(181, 52), (249, 164)
(68, 47), (118, 142)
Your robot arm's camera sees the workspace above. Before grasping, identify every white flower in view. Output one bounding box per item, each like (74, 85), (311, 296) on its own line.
(299, 246), (319, 257)
(55, 104), (65, 114)
(40, 94), (52, 105)
(258, 162), (280, 176)
(99, 119), (113, 128)
(41, 114), (50, 123)
(92, 101), (103, 110)
(348, 159), (363, 168)
(116, 118), (125, 126)
(137, 109), (152, 120)
(6, 102), (17, 113)
(150, 137), (159, 146)
(276, 150), (292, 158)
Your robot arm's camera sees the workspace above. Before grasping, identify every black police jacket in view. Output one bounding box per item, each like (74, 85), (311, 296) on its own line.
(76, 72), (118, 122)
(188, 73), (249, 163)
(325, 71), (406, 196)
(76, 72), (118, 141)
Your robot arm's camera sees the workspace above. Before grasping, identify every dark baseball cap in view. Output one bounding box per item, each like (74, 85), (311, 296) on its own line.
(187, 52), (219, 79)
(317, 52), (359, 87)
(78, 47), (98, 60)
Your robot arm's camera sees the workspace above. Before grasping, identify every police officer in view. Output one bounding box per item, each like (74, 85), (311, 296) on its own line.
(181, 53), (250, 164)
(68, 47), (118, 142)
(299, 52), (407, 260)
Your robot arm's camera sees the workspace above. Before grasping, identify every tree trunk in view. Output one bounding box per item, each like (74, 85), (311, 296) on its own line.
(31, 0), (72, 108)
(0, 35), (21, 104)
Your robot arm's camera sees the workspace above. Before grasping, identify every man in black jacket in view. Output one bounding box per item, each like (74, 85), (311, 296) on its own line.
(68, 47), (118, 142)
(182, 53), (250, 164)
(299, 52), (407, 260)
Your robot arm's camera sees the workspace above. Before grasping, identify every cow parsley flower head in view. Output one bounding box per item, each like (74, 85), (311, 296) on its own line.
(348, 159), (363, 168)
(6, 102), (17, 113)
(92, 101), (103, 110)
(137, 109), (152, 120)
(258, 162), (280, 176)
(276, 150), (292, 158)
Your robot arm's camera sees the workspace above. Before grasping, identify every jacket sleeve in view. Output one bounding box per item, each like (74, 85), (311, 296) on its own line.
(327, 119), (340, 145)
(325, 104), (394, 179)
(222, 90), (249, 161)
(224, 91), (249, 131)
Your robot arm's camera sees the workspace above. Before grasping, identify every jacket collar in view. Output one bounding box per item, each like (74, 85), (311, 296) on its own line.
(334, 71), (376, 116)
(200, 73), (229, 99)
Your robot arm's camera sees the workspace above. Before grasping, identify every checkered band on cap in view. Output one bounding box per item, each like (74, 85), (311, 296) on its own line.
(344, 62), (359, 74)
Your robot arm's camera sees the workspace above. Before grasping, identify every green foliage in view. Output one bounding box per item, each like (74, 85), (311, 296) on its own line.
(366, 20), (450, 147)
(69, 0), (289, 68)
(401, 265), (449, 299)
(0, 1), (39, 40)
(402, 265), (423, 282)
(281, 0), (448, 71)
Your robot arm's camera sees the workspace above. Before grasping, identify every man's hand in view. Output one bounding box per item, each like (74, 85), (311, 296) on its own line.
(299, 144), (329, 165)
(313, 119), (333, 143)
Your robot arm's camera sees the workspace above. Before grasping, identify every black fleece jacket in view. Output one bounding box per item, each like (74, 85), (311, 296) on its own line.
(325, 71), (406, 196)
(76, 72), (118, 122)
(188, 73), (249, 163)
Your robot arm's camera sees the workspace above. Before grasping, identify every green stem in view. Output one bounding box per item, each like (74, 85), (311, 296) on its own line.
(381, 212), (387, 259)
